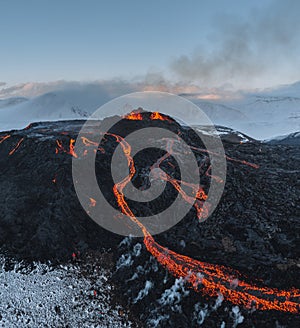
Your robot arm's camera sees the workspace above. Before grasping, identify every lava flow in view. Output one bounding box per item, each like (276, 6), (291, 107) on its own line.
(56, 139), (78, 158)
(0, 134), (11, 144)
(148, 137), (208, 219)
(8, 137), (24, 156)
(124, 110), (172, 122)
(110, 133), (299, 314)
(150, 111), (171, 121)
(55, 112), (299, 314)
(124, 111), (143, 120)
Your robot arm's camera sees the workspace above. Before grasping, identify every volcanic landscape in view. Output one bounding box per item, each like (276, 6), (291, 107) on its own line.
(0, 111), (299, 327)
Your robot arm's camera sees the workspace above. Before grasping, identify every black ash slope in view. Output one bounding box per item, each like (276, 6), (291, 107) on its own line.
(0, 118), (299, 327)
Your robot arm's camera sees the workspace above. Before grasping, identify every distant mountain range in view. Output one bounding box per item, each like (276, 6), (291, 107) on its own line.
(0, 80), (299, 140)
(267, 131), (300, 145)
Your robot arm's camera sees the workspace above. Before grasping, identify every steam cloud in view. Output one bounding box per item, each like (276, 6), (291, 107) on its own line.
(170, 0), (300, 88)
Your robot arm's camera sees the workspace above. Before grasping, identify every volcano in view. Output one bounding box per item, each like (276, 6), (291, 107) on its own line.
(0, 112), (299, 327)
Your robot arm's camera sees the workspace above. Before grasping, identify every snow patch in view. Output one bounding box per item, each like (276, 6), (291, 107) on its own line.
(231, 306), (244, 328)
(147, 314), (170, 328)
(133, 280), (153, 303)
(212, 293), (224, 310)
(116, 254), (133, 270)
(0, 256), (131, 327)
(158, 277), (189, 313)
(194, 303), (209, 325)
(133, 243), (142, 257)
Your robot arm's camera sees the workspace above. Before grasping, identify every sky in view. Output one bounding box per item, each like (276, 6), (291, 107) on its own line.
(1, 0), (300, 90)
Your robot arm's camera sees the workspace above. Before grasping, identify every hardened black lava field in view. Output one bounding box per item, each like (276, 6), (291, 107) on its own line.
(0, 114), (299, 327)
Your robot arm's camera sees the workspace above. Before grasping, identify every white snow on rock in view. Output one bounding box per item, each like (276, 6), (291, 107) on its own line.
(0, 256), (131, 327)
(157, 277), (189, 313)
(0, 80), (299, 140)
(231, 306), (244, 328)
(133, 280), (153, 304)
(147, 314), (170, 328)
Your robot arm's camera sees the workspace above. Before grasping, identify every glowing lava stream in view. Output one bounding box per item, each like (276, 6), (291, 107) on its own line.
(111, 134), (299, 314)
(124, 112), (143, 120)
(0, 134), (11, 144)
(9, 137), (24, 156)
(56, 139), (78, 158)
(54, 120), (299, 312)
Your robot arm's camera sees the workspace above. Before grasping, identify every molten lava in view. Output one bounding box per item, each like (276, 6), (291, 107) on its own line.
(81, 137), (105, 154)
(124, 111), (143, 120)
(0, 134), (11, 144)
(9, 137), (24, 156)
(56, 112), (299, 313)
(108, 131), (299, 314)
(56, 139), (78, 158)
(150, 111), (170, 121)
(124, 110), (172, 122)
(143, 235), (299, 313)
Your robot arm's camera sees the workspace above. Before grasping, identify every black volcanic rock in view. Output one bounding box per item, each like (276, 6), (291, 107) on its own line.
(0, 121), (122, 260)
(0, 115), (299, 327)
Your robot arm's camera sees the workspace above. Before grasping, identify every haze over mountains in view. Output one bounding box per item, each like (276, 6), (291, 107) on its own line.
(0, 80), (299, 140)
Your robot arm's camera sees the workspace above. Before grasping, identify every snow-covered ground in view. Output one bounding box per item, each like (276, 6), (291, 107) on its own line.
(0, 80), (299, 140)
(0, 256), (131, 327)
(190, 83), (300, 140)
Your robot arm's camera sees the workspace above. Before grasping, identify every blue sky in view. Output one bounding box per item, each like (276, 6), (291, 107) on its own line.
(1, 0), (299, 89)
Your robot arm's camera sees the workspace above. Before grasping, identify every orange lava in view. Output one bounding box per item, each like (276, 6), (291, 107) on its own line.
(150, 111), (170, 121)
(109, 131), (299, 314)
(0, 134), (11, 144)
(56, 139), (78, 158)
(124, 111), (143, 120)
(81, 137), (105, 154)
(55, 112), (298, 313)
(9, 137), (24, 156)
(144, 235), (299, 313)
(81, 136), (99, 147)
(124, 110), (171, 122)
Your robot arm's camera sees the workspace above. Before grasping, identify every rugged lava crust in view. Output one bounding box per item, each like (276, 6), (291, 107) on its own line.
(0, 115), (299, 327)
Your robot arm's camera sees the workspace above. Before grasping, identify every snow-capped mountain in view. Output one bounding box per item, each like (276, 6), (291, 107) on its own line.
(267, 131), (300, 145)
(0, 80), (299, 140)
(225, 95), (300, 140)
(0, 88), (114, 131)
(190, 82), (299, 139)
(0, 97), (28, 108)
(186, 99), (249, 125)
(262, 80), (300, 98)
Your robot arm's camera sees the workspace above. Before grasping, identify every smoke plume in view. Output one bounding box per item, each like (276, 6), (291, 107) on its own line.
(171, 0), (300, 88)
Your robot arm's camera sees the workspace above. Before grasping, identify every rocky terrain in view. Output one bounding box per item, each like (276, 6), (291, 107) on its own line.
(0, 114), (299, 327)
(0, 252), (132, 327)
